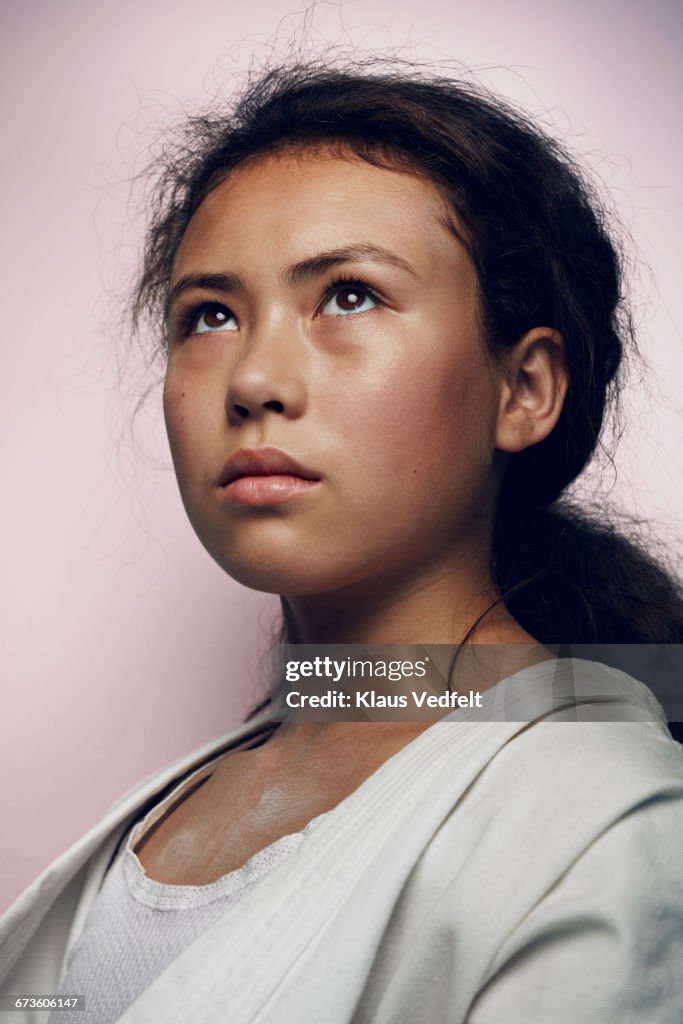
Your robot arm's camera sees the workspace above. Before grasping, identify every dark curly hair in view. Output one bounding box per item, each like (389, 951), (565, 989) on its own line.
(129, 58), (683, 728)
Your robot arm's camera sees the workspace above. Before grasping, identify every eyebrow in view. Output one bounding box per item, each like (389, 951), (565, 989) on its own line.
(165, 243), (417, 319)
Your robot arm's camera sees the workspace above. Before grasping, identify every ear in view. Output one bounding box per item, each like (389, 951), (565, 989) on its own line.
(494, 327), (568, 453)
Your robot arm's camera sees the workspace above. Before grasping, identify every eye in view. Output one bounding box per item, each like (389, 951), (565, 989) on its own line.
(190, 302), (238, 335)
(319, 282), (380, 317)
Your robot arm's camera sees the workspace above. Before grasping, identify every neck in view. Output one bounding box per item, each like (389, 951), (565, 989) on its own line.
(268, 549), (548, 754)
(279, 548), (533, 647)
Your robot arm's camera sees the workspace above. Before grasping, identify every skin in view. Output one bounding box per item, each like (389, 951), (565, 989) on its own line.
(136, 148), (568, 884)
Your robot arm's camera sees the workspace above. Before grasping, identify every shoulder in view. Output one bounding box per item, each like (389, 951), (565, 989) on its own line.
(402, 721), (683, 1018)
(461, 719), (683, 871)
(488, 715), (683, 792)
(465, 752), (683, 1021)
(417, 718), (683, 948)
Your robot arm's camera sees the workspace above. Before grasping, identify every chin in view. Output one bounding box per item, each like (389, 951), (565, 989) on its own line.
(201, 539), (349, 597)
(192, 513), (362, 596)
(220, 563), (346, 597)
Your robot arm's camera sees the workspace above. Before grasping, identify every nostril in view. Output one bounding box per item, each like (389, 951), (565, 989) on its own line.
(263, 400), (285, 413)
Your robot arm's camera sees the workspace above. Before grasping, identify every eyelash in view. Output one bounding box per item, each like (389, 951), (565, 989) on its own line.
(176, 300), (231, 339)
(318, 274), (382, 315)
(175, 276), (383, 338)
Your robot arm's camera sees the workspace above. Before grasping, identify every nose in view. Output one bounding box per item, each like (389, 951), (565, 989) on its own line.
(225, 317), (307, 427)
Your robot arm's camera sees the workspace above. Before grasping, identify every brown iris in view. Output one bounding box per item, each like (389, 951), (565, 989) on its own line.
(336, 288), (365, 311)
(204, 307), (230, 328)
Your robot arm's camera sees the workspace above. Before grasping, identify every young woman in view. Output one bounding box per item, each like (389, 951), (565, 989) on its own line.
(2, 59), (683, 1023)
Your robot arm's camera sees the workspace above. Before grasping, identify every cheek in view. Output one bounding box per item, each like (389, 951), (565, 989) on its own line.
(332, 349), (493, 489)
(162, 372), (190, 461)
(162, 368), (214, 486)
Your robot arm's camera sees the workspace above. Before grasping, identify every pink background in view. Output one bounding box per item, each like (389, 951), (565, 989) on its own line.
(1, 0), (681, 910)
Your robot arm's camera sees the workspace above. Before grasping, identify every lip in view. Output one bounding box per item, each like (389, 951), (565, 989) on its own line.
(217, 446), (321, 506)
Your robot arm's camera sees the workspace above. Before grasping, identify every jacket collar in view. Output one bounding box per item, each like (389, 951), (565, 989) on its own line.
(0, 709), (274, 983)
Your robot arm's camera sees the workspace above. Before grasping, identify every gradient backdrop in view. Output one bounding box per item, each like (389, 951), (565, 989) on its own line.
(1, 0), (681, 910)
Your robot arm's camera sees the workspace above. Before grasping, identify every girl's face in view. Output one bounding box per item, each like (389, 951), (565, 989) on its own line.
(164, 149), (507, 599)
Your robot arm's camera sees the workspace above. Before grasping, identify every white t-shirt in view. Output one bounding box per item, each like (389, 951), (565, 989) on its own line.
(48, 750), (327, 1024)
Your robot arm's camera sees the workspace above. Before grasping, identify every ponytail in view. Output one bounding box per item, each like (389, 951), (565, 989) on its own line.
(493, 499), (683, 645)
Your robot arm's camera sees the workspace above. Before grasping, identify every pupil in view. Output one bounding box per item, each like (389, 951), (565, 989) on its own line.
(340, 289), (361, 309)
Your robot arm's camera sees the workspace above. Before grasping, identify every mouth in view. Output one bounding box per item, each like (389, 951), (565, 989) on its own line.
(217, 447), (321, 507)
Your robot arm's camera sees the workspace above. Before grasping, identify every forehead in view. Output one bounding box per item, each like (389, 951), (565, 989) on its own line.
(171, 148), (472, 282)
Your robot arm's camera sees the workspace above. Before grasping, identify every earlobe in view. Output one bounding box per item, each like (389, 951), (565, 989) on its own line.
(494, 327), (568, 454)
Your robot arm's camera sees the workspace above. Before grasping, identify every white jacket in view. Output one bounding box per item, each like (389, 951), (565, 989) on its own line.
(2, 658), (683, 1023)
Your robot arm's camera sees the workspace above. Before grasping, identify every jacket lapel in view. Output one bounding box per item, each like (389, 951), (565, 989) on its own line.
(0, 710), (274, 985)
(116, 720), (529, 1023)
